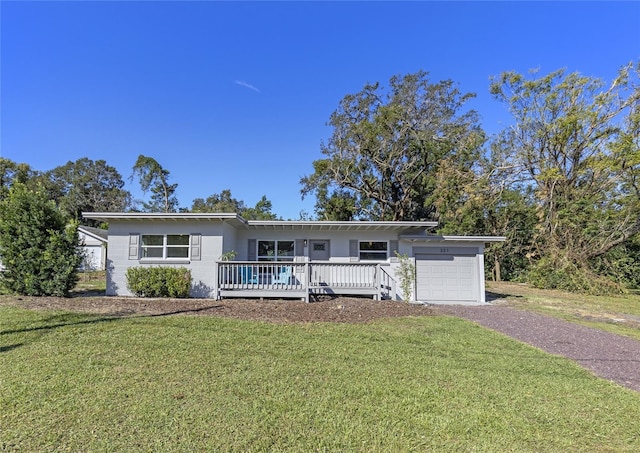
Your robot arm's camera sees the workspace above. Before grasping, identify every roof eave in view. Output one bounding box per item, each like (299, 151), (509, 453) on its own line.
(243, 220), (438, 231)
(399, 234), (506, 243)
(81, 213), (438, 231)
(82, 212), (247, 226)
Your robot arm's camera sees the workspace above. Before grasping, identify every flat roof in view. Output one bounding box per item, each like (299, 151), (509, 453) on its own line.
(399, 234), (506, 243)
(82, 212), (439, 232)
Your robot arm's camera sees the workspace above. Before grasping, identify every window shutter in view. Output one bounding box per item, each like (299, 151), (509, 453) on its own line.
(389, 240), (399, 262)
(295, 239), (306, 261)
(190, 234), (201, 261)
(248, 239), (256, 261)
(349, 240), (359, 262)
(128, 234), (139, 260)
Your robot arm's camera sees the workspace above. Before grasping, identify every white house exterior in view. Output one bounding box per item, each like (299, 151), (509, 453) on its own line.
(83, 212), (504, 304)
(78, 226), (108, 271)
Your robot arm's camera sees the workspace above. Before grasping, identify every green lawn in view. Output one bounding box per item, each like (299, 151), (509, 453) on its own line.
(1, 306), (639, 452)
(488, 281), (640, 341)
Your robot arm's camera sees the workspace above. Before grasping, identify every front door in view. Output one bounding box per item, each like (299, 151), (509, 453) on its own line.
(309, 240), (330, 261)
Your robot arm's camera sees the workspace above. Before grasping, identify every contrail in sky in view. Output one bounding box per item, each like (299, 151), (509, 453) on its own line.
(234, 80), (260, 93)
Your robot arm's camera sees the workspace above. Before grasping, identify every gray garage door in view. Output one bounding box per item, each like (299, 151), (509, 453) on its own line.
(415, 254), (479, 302)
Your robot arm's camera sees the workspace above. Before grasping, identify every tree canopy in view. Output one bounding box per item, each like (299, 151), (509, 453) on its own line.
(489, 62), (640, 292)
(131, 155), (179, 212)
(301, 70), (485, 221)
(190, 190), (278, 220)
(44, 158), (131, 222)
(0, 158), (38, 200)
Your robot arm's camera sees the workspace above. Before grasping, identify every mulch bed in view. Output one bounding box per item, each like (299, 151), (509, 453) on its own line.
(0, 293), (433, 324)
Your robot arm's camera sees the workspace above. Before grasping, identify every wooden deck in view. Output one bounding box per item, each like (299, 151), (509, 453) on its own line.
(216, 261), (396, 302)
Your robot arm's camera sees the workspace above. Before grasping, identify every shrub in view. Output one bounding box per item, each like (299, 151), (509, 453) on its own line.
(395, 251), (415, 302)
(526, 255), (624, 296)
(0, 183), (82, 297)
(126, 267), (192, 298)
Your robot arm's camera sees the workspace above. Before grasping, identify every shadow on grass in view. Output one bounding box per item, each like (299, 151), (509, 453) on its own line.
(0, 304), (224, 337)
(0, 343), (24, 353)
(486, 290), (522, 302)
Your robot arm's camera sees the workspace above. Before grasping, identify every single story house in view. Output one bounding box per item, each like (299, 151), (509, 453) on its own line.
(82, 212), (505, 304)
(78, 226), (108, 271)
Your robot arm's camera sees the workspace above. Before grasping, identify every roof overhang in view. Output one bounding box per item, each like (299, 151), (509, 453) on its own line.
(244, 220), (438, 232)
(82, 212), (248, 228)
(399, 234), (506, 243)
(82, 212), (438, 233)
(77, 227), (108, 243)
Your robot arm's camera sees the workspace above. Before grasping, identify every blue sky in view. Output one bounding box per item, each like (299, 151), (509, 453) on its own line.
(2, 1), (639, 220)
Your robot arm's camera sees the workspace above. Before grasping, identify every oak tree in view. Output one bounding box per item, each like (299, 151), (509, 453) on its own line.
(44, 157), (131, 221)
(301, 71), (485, 221)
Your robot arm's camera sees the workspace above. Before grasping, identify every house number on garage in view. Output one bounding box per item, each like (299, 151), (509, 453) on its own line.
(440, 248), (449, 253)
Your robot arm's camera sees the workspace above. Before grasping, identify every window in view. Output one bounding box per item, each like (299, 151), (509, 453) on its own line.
(257, 240), (294, 261)
(141, 234), (189, 259)
(359, 241), (387, 260)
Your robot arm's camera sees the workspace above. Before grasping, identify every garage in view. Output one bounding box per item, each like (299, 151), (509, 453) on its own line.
(414, 247), (480, 302)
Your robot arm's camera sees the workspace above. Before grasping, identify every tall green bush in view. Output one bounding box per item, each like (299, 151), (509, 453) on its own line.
(395, 252), (416, 302)
(0, 183), (82, 296)
(526, 255), (624, 296)
(126, 267), (191, 298)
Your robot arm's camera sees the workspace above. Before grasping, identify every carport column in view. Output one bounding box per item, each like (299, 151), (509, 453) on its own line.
(478, 245), (486, 303)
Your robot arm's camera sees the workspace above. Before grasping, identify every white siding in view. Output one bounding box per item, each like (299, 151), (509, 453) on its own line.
(235, 229), (401, 263)
(106, 220), (226, 297)
(78, 231), (106, 271)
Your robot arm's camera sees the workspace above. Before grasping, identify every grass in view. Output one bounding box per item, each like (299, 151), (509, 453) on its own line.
(1, 306), (639, 452)
(487, 281), (640, 341)
(73, 270), (107, 294)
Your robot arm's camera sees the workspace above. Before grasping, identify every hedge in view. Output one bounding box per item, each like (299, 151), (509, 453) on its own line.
(125, 266), (192, 298)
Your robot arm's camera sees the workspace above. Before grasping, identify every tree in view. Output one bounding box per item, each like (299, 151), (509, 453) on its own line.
(490, 62), (640, 292)
(190, 190), (279, 220)
(191, 189), (244, 213)
(242, 195), (279, 220)
(0, 184), (82, 296)
(131, 155), (179, 212)
(433, 157), (538, 282)
(301, 70), (485, 221)
(0, 158), (37, 200)
(44, 158), (131, 222)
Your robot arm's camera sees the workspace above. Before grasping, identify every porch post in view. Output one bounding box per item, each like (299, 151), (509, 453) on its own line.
(374, 264), (381, 301)
(213, 261), (220, 300)
(303, 262), (310, 303)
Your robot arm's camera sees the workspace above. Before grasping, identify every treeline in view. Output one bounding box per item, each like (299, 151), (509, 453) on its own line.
(2, 62), (639, 294)
(0, 155), (279, 226)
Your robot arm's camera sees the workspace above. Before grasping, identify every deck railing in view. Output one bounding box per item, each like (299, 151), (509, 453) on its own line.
(216, 261), (395, 301)
(218, 262), (306, 290)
